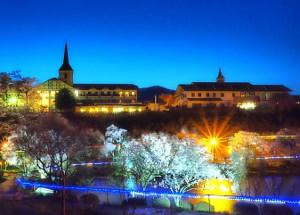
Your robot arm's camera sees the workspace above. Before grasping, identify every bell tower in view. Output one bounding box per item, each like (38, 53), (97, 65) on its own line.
(59, 43), (73, 86)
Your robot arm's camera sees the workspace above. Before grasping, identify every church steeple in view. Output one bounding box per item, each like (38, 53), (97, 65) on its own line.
(216, 68), (225, 83)
(59, 42), (73, 86)
(59, 43), (73, 71)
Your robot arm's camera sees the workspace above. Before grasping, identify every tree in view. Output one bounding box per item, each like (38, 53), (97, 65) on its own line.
(229, 131), (266, 157)
(102, 124), (127, 156)
(55, 88), (76, 111)
(0, 72), (12, 106)
(110, 126), (224, 206)
(13, 113), (100, 182)
(159, 93), (175, 107)
(0, 71), (35, 107)
(13, 113), (102, 215)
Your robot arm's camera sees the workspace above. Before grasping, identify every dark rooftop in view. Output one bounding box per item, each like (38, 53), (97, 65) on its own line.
(179, 82), (291, 92)
(73, 83), (138, 90)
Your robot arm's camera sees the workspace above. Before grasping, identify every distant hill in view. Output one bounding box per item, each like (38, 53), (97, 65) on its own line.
(138, 86), (175, 103)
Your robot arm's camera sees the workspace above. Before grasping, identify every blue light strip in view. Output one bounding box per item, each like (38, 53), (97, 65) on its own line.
(72, 162), (114, 167)
(16, 178), (300, 206)
(256, 155), (300, 160)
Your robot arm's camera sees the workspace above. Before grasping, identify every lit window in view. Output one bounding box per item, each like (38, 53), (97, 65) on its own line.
(74, 90), (79, 97)
(237, 102), (256, 110)
(131, 91), (136, 96)
(101, 107), (109, 112)
(128, 107), (136, 112)
(113, 107), (124, 113)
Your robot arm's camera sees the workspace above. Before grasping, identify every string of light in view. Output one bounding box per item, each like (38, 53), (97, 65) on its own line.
(256, 155), (300, 160)
(72, 162), (114, 167)
(16, 178), (300, 206)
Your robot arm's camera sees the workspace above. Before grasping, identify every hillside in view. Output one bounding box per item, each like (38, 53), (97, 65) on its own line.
(138, 86), (175, 103)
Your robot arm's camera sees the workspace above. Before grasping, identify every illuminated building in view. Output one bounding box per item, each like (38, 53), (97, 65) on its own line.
(174, 68), (291, 108)
(32, 43), (144, 113)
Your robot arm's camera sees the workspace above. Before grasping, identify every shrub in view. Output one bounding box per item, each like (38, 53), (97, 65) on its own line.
(153, 197), (171, 208)
(122, 198), (146, 207)
(194, 201), (214, 212)
(262, 204), (293, 215)
(66, 193), (79, 204)
(80, 194), (100, 208)
(178, 200), (192, 210)
(233, 202), (259, 215)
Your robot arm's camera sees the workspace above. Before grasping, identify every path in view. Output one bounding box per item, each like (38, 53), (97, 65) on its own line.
(0, 173), (22, 200)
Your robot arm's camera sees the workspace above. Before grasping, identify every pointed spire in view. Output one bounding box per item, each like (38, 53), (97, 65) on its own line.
(59, 42), (73, 71)
(216, 67), (225, 83)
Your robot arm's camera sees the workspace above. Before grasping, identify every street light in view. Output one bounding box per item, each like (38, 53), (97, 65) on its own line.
(208, 137), (219, 162)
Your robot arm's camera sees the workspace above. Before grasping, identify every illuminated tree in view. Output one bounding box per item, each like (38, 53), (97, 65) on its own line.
(102, 124), (127, 156)
(13, 113), (102, 215)
(110, 126), (224, 205)
(0, 71), (35, 107)
(13, 113), (99, 182)
(229, 131), (266, 157)
(159, 93), (175, 107)
(0, 106), (25, 142)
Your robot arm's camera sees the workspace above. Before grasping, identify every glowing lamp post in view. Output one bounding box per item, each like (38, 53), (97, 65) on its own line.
(209, 137), (218, 162)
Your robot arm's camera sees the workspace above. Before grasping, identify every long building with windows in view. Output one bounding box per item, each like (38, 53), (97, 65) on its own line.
(32, 43), (145, 113)
(174, 69), (291, 109)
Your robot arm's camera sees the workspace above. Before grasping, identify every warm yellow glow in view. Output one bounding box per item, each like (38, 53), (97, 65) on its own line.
(74, 90), (79, 97)
(128, 108), (137, 112)
(89, 108), (96, 113)
(131, 91), (135, 96)
(209, 137), (218, 146)
(237, 101), (256, 110)
(77, 105), (144, 114)
(39, 91), (51, 107)
(190, 179), (234, 213)
(2, 142), (9, 150)
(113, 107), (124, 113)
(202, 137), (220, 153)
(101, 107), (109, 112)
(7, 96), (18, 106)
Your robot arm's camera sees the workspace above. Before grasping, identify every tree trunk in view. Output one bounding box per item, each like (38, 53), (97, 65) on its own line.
(61, 176), (66, 215)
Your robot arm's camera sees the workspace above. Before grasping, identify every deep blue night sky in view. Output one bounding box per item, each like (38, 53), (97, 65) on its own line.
(0, 0), (299, 92)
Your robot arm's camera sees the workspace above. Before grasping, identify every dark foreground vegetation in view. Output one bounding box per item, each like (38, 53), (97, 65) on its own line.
(0, 195), (299, 215)
(65, 106), (300, 135)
